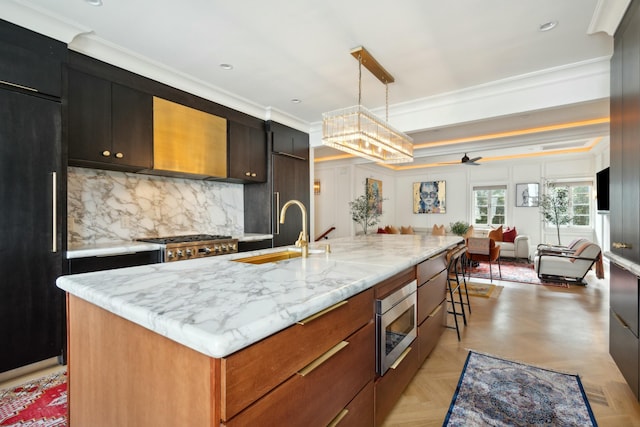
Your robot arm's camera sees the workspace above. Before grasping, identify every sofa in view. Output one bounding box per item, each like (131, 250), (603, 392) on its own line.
(488, 226), (530, 260)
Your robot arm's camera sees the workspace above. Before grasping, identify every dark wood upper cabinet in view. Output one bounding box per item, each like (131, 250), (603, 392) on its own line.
(228, 121), (267, 183)
(68, 68), (153, 172)
(268, 121), (309, 160)
(0, 19), (66, 97)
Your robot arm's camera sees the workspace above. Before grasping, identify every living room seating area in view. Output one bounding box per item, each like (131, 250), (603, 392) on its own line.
(488, 226), (529, 261)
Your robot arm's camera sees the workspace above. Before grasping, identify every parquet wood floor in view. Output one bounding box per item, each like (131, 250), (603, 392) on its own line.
(383, 265), (640, 426)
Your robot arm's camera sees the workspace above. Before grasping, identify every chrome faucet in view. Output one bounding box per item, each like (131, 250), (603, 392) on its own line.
(279, 199), (308, 258)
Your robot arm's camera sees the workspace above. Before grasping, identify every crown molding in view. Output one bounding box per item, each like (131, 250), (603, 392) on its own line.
(588, 0), (631, 35)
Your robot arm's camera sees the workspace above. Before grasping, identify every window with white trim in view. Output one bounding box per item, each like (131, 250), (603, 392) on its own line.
(546, 181), (593, 227)
(472, 185), (507, 227)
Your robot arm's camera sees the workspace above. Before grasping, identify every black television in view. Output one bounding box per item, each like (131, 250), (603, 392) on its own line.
(596, 167), (610, 212)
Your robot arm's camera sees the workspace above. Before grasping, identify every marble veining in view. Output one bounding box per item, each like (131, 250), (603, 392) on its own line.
(68, 167), (244, 245)
(57, 234), (462, 358)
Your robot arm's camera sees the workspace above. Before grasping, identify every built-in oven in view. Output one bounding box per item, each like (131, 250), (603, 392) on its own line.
(375, 279), (418, 375)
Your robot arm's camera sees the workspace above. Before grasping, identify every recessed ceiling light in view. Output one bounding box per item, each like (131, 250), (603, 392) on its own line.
(85, 0), (103, 6)
(539, 21), (557, 32)
(291, 98), (302, 104)
(219, 64), (233, 70)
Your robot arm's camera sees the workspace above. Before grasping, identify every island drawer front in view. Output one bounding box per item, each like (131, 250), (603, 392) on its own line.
(418, 301), (446, 363)
(334, 380), (374, 427)
(223, 321), (374, 426)
(417, 253), (446, 286)
(221, 288), (374, 420)
(374, 339), (421, 426)
(417, 269), (447, 324)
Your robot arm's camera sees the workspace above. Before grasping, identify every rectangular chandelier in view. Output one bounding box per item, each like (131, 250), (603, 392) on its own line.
(322, 46), (413, 164)
(322, 105), (413, 163)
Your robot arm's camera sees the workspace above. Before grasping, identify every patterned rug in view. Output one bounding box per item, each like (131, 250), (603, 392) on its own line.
(444, 351), (597, 426)
(0, 370), (67, 426)
(467, 258), (568, 287)
(457, 282), (502, 298)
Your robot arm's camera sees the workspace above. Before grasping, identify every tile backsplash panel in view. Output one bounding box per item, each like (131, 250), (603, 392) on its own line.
(68, 167), (244, 245)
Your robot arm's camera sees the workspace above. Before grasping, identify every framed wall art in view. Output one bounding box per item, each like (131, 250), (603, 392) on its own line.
(366, 178), (383, 214)
(413, 181), (446, 213)
(516, 183), (539, 207)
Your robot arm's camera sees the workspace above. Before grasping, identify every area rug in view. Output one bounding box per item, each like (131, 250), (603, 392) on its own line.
(443, 351), (597, 426)
(0, 370), (67, 426)
(467, 259), (568, 287)
(457, 282), (503, 298)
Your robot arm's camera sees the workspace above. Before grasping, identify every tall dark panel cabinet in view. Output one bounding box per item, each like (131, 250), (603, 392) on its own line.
(244, 121), (309, 247)
(609, 0), (640, 400)
(0, 19), (65, 373)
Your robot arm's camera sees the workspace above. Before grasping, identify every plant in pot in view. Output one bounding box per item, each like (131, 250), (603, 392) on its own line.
(449, 221), (470, 236)
(539, 182), (574, 245)
(349, 185), (383, 235)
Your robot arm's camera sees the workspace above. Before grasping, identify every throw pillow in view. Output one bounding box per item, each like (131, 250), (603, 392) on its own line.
(432, 224), (445, 236)
(488, 225), (503, 242)
(463, 225), (474, 238)
(401, 225), (414, 235)
(385, 225), (400, 234)
(377, 227), (387, 234)
(503, 227), (517, 243)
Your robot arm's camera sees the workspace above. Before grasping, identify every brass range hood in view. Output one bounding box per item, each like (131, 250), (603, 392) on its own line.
(148, 97), (227, 179)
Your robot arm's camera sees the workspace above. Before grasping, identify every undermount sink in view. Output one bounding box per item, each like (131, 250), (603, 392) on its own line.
(232, 250), (302, 265)
(232, 247), (329, 265)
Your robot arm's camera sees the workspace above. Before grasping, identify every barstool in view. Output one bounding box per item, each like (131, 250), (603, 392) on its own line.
(445, 247), (467, 340)
(454, 243), (471, 316)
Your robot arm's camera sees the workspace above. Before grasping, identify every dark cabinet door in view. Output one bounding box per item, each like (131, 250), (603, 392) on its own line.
(269, 121), (309, 160)
(272, 154), (310, 247)
(228, 121), (266, 183)
(0, 89), (63, 372)
(68, 69), (112, 164)
(112, 83), (153, 169)
(0, 19), (66, 97)
(68, 69), (153, 172)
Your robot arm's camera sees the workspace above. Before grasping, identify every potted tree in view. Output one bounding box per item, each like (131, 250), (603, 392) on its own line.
(349, 185), (383, 235)
(539, 182), (574, 245)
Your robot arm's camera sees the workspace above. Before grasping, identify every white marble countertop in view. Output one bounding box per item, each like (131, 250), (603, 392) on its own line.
(66, 233), (274, 259)
(57, 234), (462, 358)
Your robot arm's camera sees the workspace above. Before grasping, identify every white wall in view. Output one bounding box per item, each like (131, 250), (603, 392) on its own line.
(314, 150), (609, 253)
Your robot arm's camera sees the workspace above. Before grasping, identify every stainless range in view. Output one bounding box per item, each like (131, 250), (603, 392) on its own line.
(136, 234), (238, 262)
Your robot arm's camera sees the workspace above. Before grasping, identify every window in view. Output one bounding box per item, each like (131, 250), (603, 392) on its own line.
(472, 185), (507, 227)
(546, 181), (593, 227)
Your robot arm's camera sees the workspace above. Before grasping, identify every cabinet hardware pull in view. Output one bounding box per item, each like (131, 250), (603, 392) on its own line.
(428, 304), (443, 317)
(245, 171), (251, 176)
(327, 408), (349, 427)
(390, 346), (412, 370)
(297, 341), (349, 377)
(251, 173), (256, 177)
(0, 80), (38, 92)
(101, 150), (111, 157)
(274, 192), (280, 234)
(51, 172), (57, 253)
(114, 152), (124, 159)
(296, 300), (348, 325)
(613, 311), (629, 329)
(613, 242), (631, 249)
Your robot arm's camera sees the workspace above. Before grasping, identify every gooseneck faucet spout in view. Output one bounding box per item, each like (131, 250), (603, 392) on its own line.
(279, 199), (308, 258)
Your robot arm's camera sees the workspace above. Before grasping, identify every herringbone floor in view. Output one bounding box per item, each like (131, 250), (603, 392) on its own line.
(383, 264), (640, 426)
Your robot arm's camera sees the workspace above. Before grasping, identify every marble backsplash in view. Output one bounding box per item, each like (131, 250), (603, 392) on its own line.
(68, 167), (244, 245)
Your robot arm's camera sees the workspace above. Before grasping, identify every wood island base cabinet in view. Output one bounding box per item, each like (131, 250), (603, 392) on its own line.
(65, 249), (452, 426)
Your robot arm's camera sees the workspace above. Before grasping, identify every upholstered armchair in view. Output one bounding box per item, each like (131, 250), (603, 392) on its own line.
(466, 237), (502, 281)
(534, 242), (602, 284)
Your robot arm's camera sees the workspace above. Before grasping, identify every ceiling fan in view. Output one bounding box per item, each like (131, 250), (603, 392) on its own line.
(439, 153), (483, 166)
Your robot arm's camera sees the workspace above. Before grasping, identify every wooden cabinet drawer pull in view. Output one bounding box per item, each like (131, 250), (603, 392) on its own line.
(613, 311), (630, 329)
(327, 408), (349, 427)
(296, 300), (348, 325)
(428, 304), (442, 317)
(297, 341), (349, 377)
(390, 346), (412, 370)
(613, 242), (632, 249)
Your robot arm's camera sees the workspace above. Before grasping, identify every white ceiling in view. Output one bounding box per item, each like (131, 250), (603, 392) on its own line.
(6, 0), (625, 163)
